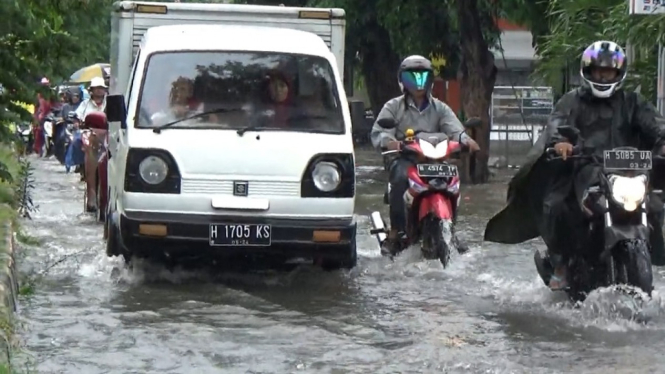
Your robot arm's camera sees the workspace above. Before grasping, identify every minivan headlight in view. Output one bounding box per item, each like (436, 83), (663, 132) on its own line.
(138, 156), (168, 185)
(312, 162), (341, 192)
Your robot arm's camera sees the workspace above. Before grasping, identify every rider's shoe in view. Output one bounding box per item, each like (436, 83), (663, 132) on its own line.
(381, 229), (405, 257)
(549, 264), (568, 290)
(380, 238), (400, 257)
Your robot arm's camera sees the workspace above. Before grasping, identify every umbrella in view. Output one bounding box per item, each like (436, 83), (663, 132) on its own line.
(68, 63), (111, 84)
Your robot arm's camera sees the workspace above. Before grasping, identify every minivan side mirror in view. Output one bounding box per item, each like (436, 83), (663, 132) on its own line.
(105, 94), (127, 129)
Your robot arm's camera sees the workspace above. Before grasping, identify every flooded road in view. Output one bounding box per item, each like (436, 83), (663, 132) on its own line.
(16, 151), (665, 374)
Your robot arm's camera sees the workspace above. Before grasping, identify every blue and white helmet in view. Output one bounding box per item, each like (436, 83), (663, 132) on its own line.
(397, 55), (434, 94)
(580, 41), (627, 99)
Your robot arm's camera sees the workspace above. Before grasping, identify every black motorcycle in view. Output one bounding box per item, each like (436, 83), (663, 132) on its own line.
(54, 111), (77, 165)
(535, 126), (659, 301)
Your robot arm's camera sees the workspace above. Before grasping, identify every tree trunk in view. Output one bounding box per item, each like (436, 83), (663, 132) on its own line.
(358, 21), (402, 115)
(456, 0), (497, 184)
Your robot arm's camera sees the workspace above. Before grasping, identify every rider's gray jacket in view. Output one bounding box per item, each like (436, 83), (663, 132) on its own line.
(370, 95), (470, 149)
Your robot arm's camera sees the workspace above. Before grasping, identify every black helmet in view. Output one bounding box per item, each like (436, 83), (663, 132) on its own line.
(397, 55), (434, 94)
(580, 40), (627, 99)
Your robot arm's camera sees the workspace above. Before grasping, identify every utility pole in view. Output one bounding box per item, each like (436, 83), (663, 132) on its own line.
(629, 0), (664, 115)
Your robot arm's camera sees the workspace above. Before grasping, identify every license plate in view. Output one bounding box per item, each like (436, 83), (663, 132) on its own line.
(603, 150), (652, 170)
(417, 164), (458, 177)
(209, 224), (272, 246)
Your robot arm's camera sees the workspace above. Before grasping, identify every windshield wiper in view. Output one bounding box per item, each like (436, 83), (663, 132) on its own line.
(236, 115), (334, 136)
(237, 124), (272, 136)
(152, 108), (245, 134)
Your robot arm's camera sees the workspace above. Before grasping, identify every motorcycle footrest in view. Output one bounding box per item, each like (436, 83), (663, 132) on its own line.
(369, 228), (386, 235)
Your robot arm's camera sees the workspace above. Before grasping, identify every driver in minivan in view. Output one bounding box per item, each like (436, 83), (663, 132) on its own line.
(151, 77), (201, 124)
(151, 77), (220, 125)
(370, 55), (480, 256)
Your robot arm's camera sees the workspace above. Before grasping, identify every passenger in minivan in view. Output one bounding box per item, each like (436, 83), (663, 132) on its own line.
(261, 70), (294, 127)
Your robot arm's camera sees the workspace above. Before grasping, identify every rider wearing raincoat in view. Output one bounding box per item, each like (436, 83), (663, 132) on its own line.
(484, 41), (665, 290)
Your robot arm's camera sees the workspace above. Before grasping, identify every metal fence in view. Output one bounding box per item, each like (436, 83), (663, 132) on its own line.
(490, 86), (554, 167)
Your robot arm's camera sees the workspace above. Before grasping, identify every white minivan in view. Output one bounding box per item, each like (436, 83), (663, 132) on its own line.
(104, 24), (357, 269)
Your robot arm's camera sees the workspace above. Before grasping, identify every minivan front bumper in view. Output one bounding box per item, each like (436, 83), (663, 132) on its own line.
(119, 210), (357, 258)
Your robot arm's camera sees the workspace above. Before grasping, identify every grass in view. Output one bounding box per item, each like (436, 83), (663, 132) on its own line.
(0, 143), (24, 372)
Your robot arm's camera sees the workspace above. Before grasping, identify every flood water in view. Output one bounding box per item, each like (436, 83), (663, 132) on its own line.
(15, 150), (665, 374)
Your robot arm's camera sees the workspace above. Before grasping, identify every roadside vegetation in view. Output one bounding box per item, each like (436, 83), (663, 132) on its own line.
(0, 142), (36, 373)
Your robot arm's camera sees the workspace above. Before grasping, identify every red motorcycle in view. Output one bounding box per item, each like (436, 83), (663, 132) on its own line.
(80, 112), (109, 222)
(369, 117), (481, 267)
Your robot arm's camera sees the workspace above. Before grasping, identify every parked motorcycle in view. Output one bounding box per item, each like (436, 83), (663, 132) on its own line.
(534, 125), (659, 301)
(369, 118), (481, 267)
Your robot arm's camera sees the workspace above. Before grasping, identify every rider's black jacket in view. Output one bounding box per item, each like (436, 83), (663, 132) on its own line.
(484, 87), (665, 263)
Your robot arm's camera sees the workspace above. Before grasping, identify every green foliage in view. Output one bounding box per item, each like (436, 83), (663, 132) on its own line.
(13, 160), (36, 220)
(238, 0), (505, 78)
(530, 0), (665, 99)
(499, 0), (551, 50)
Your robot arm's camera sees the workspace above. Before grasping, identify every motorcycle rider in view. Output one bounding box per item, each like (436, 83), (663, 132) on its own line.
(33, 77), (53, 156)
(61, 87), (83, 119)
(370, 55), (480, 256)
(484, 41), (665, 290)
(74, 77), (108, 211)
(75, 77), (107, 122)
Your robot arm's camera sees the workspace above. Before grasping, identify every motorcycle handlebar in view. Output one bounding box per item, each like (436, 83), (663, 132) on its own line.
(381, 137), (474, 156)
(545, 145), (594, 160)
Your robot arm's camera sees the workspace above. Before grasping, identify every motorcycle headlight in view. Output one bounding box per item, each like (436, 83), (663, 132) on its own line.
(609, 175), (647, 211)
(138, 156), (169, 185)
(312, 162), (341, 192)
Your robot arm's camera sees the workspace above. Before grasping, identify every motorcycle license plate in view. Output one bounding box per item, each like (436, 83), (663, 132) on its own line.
(417, 164), (458, 177)
(603, 150), (652, 170)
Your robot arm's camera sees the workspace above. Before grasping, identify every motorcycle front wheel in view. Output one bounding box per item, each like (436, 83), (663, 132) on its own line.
(422, 216), (452, 268)
(624, 239), (653, 295)
(607, 239), (653, 295)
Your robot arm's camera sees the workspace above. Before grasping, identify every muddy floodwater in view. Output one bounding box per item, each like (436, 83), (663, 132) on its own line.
(15, 150), (665, 374)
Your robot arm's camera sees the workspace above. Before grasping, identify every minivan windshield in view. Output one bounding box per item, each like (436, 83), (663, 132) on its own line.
(136, 51), (345, 134)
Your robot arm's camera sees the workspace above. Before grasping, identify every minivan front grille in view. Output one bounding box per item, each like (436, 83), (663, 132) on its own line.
(180, 179), (300, 196)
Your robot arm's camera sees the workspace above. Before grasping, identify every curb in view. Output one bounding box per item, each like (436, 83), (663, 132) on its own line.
(0, 219), (18, 366)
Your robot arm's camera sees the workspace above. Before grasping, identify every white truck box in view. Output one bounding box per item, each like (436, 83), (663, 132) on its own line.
(109, 1), (346, 96)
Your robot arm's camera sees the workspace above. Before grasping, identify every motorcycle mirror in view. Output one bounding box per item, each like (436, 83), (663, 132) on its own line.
(377, 118), (397, 129)
(463, 118), (482, 128)
(557, 126), (580, 143)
